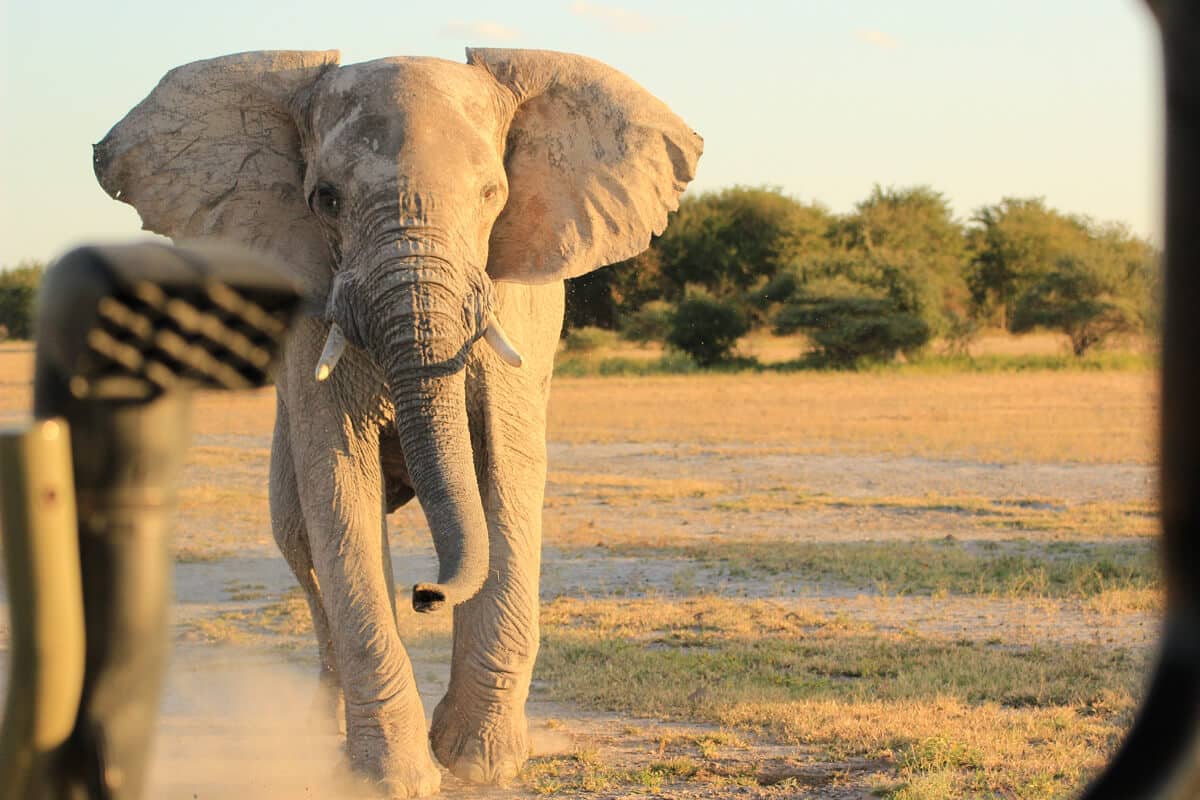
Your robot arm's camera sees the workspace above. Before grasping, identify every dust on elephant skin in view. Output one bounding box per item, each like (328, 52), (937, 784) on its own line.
(96, 47), (701, 797)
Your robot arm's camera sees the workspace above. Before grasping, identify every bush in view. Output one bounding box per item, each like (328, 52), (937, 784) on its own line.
(666, 293), (750, 366)
(0, 262), (44, 340)
(774, 296), (931, 367)
(620, 300), (674, 344)
(562, 326), (619, 354)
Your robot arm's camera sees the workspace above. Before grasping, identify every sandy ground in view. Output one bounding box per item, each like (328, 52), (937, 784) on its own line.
(135, 436), (1158, 798)
(0, 434), (1157, 797)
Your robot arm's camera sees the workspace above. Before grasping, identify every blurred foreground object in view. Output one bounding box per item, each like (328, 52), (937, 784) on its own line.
(1082, 2), (1200, 797)
(0, 421), (83, 798)
(0, 242), (304, 799)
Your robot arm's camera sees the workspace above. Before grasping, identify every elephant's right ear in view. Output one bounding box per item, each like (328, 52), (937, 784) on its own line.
(94, 50), (338, 259)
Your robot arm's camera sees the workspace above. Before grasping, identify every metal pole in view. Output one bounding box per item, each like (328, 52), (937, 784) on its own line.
(0, 420), (85, 800)
(31, 392), (190, 800)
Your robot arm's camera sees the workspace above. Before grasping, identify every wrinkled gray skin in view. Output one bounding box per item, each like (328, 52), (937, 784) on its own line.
(93, 48), (700, 797)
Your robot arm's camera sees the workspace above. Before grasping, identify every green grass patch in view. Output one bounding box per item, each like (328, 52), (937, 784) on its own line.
(224, 580), (268, 601)
(865, 351), (1156, 374)
(538, 601), (1145, 716)
(561, 326), (621, 354)
(536, 596), (1148, 799)
(610, 538), (1160, 602)
(522, 750), (709, 795)
(554, 352), (701, 376)
(553, 348), (1154, 377)
(707, 492), (1158, 539)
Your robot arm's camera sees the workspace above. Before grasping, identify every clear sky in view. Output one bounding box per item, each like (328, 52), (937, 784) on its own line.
(0, 0), (1162, 266)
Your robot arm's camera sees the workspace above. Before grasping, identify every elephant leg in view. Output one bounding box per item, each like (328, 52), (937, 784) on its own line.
(297, 438), (440, 797)
(282, 318), (440, 798)
(429, 481), (543, 784)
(270, 397), (340, 727)
(430, 282), (562, 784)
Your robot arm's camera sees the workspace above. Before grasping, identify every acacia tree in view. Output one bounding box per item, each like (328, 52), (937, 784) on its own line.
(565, 186), (832, 335)
(768, 185), (965, 364)
(1010, 225), (1157, 355)
(967, 197), (1093, 329)
(828, 185), (969, 338)
(655, 186), (831, 298)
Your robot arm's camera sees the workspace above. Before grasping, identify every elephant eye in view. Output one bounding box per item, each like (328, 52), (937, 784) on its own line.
(482, 183), (500, 203)
(310, 183), (342, 219)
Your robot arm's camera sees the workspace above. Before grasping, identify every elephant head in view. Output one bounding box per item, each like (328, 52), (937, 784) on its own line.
(93, 48), (701, 612)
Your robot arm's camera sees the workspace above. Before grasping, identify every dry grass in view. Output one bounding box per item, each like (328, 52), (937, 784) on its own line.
(175, 482), (272, 559)
(0, 345), (33, 414)
(547, 472), (724, 507)
(544, 483), (1158, 542)
(190, 586), (457, 650)
(966, 331), (1153, 358)
(706, 493), (1158, 538)
(548, 371), (1157, 464)
(185, 588), (314, 647)
(731, 330), (811, 364)
(0, 343), (1155, 465)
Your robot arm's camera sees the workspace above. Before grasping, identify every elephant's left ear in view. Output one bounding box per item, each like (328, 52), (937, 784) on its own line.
(468, 48), (703, 283)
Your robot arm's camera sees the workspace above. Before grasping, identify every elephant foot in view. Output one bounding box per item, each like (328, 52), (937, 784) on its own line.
(375, 759), (441, 800)
(430, 693), (530, 784)
(345, 696), (442, 799)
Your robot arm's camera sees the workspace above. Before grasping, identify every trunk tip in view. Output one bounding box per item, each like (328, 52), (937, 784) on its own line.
(412, 584), (447, 613)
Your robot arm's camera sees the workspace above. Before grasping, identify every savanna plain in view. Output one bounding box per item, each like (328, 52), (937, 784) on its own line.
(0, 334), (1162, 799)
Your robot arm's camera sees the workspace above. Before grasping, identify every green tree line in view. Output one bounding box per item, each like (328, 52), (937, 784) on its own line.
(1, 189), (1157, 365)
(565, 186), (1160, 366)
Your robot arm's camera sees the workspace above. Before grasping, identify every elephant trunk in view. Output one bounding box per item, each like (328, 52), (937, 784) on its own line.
(391, 368), (488, 613)
(327, 258), (493, 613)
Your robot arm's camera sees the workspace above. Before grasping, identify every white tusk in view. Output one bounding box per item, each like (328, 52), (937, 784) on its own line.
(315, 323), (347, 382)
(483, 317), (523, 367)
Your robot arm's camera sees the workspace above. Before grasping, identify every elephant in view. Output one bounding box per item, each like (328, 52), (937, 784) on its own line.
(92, 48), (701, 796)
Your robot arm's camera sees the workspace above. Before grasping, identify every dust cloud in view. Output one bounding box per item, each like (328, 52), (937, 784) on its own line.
(148, 644), (374, 800)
